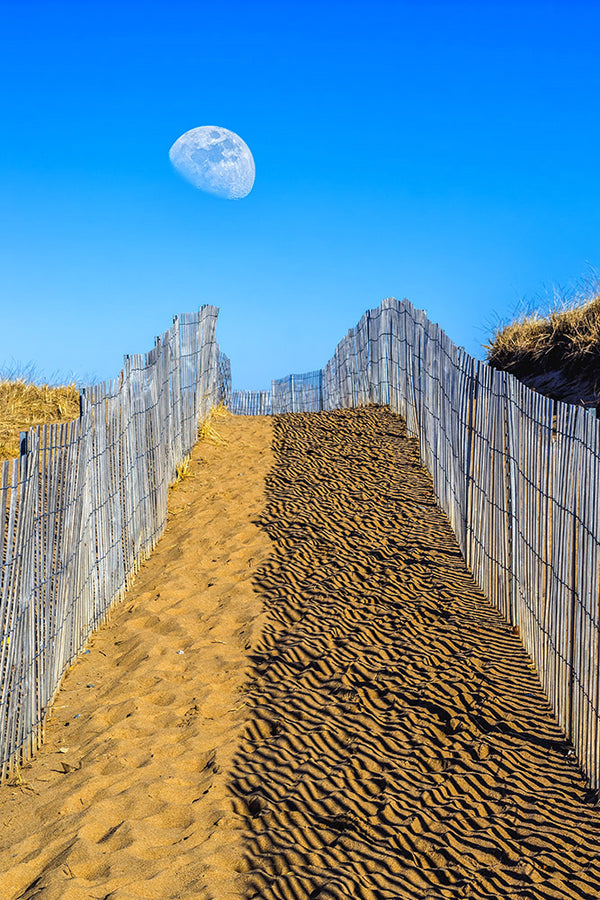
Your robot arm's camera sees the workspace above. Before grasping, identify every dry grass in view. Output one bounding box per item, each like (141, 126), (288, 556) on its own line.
(198, 402), (229, 446)
(173, 454), (193, 485)
(485, 289), (600, 390)
(0, 377), (80, 461)
(170, 404), (230, 488)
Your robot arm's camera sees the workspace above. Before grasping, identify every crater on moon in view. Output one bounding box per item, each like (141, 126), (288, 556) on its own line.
(169, 125), (255, 200)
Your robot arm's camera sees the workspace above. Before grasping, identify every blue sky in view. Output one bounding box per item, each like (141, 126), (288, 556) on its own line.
(2, 0), (600, 389)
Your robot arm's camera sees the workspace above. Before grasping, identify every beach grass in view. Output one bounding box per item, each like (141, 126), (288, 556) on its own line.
(485, 288), (600, 385)
(0, 370), (79, 460)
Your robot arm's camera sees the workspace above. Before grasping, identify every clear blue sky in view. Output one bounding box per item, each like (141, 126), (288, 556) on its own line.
(2, 0), (600, 389)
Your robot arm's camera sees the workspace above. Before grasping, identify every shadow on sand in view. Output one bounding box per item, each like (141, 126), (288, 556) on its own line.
(230, 406), (600, 900)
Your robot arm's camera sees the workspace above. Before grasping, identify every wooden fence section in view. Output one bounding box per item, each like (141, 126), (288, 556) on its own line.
(230, 372), (323, 416)
(231, 297), (600, 793)
(230, 390), (272, 416)
(0, 305), (229, 778)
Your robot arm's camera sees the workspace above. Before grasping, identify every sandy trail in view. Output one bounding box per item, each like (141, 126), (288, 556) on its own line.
(0, 406), (599, 899)
(0, 412), (274, 900)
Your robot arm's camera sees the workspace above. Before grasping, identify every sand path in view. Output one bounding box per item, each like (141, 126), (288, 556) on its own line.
(1, 407), (599, 899)
(0, 412), (274, 899)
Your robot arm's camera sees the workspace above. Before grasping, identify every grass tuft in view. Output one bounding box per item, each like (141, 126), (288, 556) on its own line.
(198, 403), (229, 445)
(485, 283), (600, 394)
(173, 455), (193, 484)
(170, 404), (229, 489)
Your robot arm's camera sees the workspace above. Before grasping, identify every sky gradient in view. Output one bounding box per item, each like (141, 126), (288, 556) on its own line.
(2, 0), (600, 388)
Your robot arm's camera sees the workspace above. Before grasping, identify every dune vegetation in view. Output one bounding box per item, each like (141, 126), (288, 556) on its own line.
(485, 289), (600, 406)
(0, 373), (79, 461)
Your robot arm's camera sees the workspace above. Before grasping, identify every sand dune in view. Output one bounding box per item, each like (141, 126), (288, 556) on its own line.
(1, 406), (599, 899)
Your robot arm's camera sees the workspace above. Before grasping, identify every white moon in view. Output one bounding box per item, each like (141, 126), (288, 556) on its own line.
(169, 125), (255, 199)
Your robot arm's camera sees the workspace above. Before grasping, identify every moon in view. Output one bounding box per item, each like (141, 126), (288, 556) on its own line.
(169, 125), (255, 199)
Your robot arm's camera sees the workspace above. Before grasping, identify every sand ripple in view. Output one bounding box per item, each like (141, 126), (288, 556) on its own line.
(232, 406), (600, 899)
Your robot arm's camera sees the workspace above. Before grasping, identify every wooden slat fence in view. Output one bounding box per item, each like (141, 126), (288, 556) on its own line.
(231, 296), (600, 794)
(230, 390), (272, 416)
(0, 305), (229, 778)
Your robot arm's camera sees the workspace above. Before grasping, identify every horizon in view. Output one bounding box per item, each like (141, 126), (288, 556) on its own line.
(2, 0), (600, 389)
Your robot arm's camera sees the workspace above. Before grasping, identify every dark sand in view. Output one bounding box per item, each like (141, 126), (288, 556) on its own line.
(1, 406), (599, 899)
(233, 407), (600, 899)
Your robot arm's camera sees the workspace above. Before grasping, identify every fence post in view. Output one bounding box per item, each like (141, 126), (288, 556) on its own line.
(463, 359), (478, 570)
(19, 431), (28, 480)
(503, 378), (515, 626)
(567, 448), (581, 740)
(388, 315), (394, 408)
